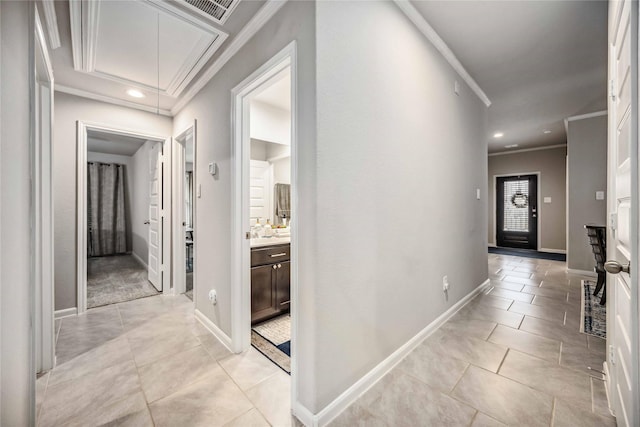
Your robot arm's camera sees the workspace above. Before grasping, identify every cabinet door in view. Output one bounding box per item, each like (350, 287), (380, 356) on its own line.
(276, 261), (291, 311)
(251, 265), (278, 323)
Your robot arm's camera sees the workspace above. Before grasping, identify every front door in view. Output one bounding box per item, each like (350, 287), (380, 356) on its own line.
(606, 0), (638, 425)
(148, 142), (162, 291)
(496, 175), (538, 250)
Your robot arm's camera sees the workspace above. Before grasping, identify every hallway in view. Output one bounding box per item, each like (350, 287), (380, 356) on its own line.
(38, 255), (615, 426)
(37, 295), (291, 426)
(332, 254), (615, 426)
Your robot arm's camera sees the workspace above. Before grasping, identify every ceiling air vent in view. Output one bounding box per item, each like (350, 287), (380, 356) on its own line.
(183, 0), (240, 24)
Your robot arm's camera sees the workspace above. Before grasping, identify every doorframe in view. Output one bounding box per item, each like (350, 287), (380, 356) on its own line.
(230, 38), (297, 395)
(172, 121), (197, 297)
(33, 4), (55, 373)
(76, 121), (172, 314)
(492, 172), (541, 251)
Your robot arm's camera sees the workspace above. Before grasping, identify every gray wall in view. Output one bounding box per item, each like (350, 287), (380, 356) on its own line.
(567, 115), (607, 271)
(53, 93), (172, 310)
(488, 147), (567, 251)
(1, 1), (33, 423)
(86, 152), (134, 253)
(313, 1), (488, 411)
(172, 0), (317, 410)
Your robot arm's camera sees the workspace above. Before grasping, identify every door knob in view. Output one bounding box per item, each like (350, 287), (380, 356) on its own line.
(144, 220), (150, 225)
(604, 260), (630, 274)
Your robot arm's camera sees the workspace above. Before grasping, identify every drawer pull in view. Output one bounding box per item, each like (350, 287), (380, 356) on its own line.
(270, 253), (287, 258)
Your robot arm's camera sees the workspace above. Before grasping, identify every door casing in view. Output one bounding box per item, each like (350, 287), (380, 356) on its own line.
(76, 122), (171, 314)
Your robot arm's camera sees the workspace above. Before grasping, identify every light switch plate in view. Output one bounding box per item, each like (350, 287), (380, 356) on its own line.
(197, 184), (202, 198)
(596, 191), (605, 200)
(544, 197), (552, 204)
(476, 188), (481, 200)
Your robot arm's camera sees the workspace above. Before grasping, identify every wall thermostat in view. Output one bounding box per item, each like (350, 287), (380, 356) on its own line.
(208, 162), (217, 176)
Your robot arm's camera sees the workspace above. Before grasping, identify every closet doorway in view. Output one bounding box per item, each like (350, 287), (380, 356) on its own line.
(76, 122), (171, 314)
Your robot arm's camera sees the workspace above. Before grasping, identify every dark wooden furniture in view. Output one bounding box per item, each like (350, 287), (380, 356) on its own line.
(251, 243), (290, 324)
(585, 224), (606, 305)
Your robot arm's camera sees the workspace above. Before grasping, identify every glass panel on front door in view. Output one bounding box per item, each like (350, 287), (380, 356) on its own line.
(503, 180), (530, 232)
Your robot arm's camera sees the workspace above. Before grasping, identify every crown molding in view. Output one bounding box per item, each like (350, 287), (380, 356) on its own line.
(393, 0), (491, 107)
(42, 0), (61, 49)
(488, 143), (567, 157)
(55, 84), (173, 117)
(564, 109), (607, 134)
(172, 0), (288, 115)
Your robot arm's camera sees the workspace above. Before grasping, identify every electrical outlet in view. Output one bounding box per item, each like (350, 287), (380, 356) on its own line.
(208, 289), (217, 305)
(442, 276), (450, 292)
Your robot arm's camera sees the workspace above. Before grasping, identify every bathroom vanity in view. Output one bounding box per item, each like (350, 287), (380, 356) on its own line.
(250, 239), (290, 324)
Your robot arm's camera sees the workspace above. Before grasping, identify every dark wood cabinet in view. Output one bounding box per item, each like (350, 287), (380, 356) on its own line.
(250, 243), (290, 324)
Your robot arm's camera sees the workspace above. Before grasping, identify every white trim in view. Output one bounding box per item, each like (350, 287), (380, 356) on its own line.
(34, 4), (56, 374)
(492, 172), (542, 252)
(309, 278), (492, 427)
(54, 308), (78, 320)
(566, 268), (598, 278)
(393, 0), (491, 107)
(41, 1), (60, 49)
(131, 251), (148, 270)
(55, 84), (173, 117)
(539, 248), (567, 254)
(194, 309), (233, 351)
(172, 123), (196, 296)
(76, 121), (171, 314)
(565, 110), (608, 122)
(231, 41), (299, 421)
(489, 144), (567, 157)
(69, 0), (100, 72)
(488, 243), (496, 248)
(172, 0), (288, 115)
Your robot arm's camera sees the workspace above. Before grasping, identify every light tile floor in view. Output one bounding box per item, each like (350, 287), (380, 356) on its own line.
(38, 295), (291, 427)
(40, 255), (616, 426)
(331, 254), (616, 427)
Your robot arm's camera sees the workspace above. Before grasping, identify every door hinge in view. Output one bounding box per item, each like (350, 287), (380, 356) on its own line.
(609, 79), (616, 101)
(609, 345), (616, 365)
(610, 212), (618, 231)
(245, 232), (251, 240)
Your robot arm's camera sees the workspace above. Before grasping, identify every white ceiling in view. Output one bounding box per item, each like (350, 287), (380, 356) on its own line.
(50, 0), (265, 112)
(87, 130), (148, 156)
(253, 69), (291, 112)
(411, 1), (608, 153)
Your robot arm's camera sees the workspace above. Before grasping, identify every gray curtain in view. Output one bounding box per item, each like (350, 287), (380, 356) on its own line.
(274, 183), (291, 225)
(88, 162), (127, 257)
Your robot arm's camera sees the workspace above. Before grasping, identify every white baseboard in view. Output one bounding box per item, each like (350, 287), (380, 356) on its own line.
(131, 252), (148, 269)
(54, 307), (78, 319)
(602, 361), (616, 417)
(302, 278), (491, 427)
(194, 309), (234, 353)
(488, 243), (496, 248)
(567, 268), (598, 278)
(539, 248), (567, 254)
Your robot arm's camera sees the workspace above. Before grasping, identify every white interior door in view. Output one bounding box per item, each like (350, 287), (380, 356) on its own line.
(148, 142), (162, 291)
(250, 160), (272, 224)
(607, 1), (638, 425)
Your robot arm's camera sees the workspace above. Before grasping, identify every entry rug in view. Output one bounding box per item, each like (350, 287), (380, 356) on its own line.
(251, 314), (291, 374)
(581, 280), (606, 339)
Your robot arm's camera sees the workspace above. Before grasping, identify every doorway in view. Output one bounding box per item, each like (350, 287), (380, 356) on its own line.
(173, 123), (197, 299)
(76, 123), (171, 314)
(231, 42), (298, 379)
(496, 174), (538, 250)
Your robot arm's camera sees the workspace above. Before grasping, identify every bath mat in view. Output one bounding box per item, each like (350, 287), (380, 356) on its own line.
(581, 280), (606, 339)
(251, 314), (291, 374)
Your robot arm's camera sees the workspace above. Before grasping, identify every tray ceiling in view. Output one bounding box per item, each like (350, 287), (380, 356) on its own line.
(70, 0), (228, 98)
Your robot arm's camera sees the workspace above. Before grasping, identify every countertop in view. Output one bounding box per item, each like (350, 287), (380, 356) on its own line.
(250, 236), (291, 248)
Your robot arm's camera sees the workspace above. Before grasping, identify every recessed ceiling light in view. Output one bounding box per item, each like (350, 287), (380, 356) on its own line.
(127, 89), (145, 98)
(493, 132), (504, 138)
(505, 144), (519, 148)
(543, 130), (551, 134)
